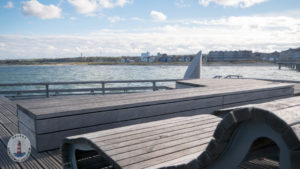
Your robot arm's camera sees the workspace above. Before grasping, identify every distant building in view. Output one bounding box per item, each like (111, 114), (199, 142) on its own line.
(207, 50), (253, 62)
(141, 57), (148, 62)
(159, 54), (168, 62)
(185, 56), (191, 62)
(157, 52), (162, 57)
(121, 58), (126, 63)
(166, 57), (172, 62)
(141, 52), (150, 57)
(141, 51), (150, 62)
(178, 57), (185, 62)
(126, 58), (131, 63)
(148, 56), (156, 63)
(134, 57), (140, 62)
(279, 48), (300, 61)
(121, 57), (135, 63)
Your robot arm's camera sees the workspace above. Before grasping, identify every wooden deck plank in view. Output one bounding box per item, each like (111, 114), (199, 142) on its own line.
(222, 94), (291, 109)
(16, 79), (275, 108)
(105, 129), (215, 157)
(35, 107), (221, 151)
(122, 144), (208, 169)
(216, 96), (300, 115)
(29, 84), (290, 113)
(33, 97), (222, 133)
(72, 114), (214, 140)
(0, 105), (18, 125)
(118, 138), (211, 167)
(19, 83), (292, 117)
(0, 92), (290, 169)
(144, 152), (200, 169)
(61, 96), (300, 169)
(92, 119), (219, 145)
(1, 124), (61, 168)
(47, 150), (62, 165)
(223, 87), (293, 104)
(16, 79), (268, 102)
(293, 83), (300, 95)
(17, 81), (293, 151)
(0, 96), (17, 114)
(0, 111), (12, 125)
(272, 106), (300, 125)
(68, 110), (217, 140)
(81, 115), (217, 142)
(99, 122), (218, 152)
(0, 97), (63, 169)
(2, 124), (62, 169)
(111, 132), (213, 161)
(75, 114), (219, 168)
(0, 124), (44, 169)
(0, 139), (21, 169)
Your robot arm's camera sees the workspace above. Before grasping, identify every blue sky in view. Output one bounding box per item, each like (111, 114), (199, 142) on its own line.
(0, 0), (300, 59)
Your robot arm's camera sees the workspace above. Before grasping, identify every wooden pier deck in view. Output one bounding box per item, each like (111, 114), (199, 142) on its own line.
(16, 79), (294, 152)
(0, 95), (62, 169)
(0, 96), (281, 169)
(0, 78), (297, 169)
(62, 95), (300, 169)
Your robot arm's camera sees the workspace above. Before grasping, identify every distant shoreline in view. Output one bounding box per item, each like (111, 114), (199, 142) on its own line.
(0, 61), (277, 66)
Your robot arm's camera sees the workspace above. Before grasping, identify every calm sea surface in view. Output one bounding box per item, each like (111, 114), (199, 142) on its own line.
(0, 64), (299, 90)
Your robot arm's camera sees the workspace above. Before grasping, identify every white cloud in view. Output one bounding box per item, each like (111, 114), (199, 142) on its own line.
(108, 16), (122, 23)
(131, 17), (143, 21)
(0, 43), (6, 51)
(99, 0), (133, 8)
(21, 0), (61, 19)
(4, 1), (14, 8)
(47, 45), (56, 50)
(175, 0), (190, 8)
(67, 0), (132, 14)
(68, 0), (98, 14)
(70, 17), (77, 20)
(1, 15), (300, 59)
(199, 0), (268, 8)
(150, 11), (167, 21)
(115, 0), (132, 7)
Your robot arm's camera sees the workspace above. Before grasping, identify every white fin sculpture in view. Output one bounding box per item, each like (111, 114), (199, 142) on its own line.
(184, 51), (202, 79)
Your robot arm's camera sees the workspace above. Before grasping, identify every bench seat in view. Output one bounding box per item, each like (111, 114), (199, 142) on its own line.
(16, 79), (294, 152)
(62, 96), (300, 169)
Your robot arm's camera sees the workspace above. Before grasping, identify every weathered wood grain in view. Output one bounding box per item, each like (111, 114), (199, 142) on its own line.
(18, 82), (292, 118)
(36, 107), (221, 151)
(0, 97), (63, 169)
(62, 96), (300, 169)
(123, 144), (208, 169)
(34, 97), (222, 133)
(16, 79), (273, 108)
(17, 80), (294, 151)
(223, 87), (294, 104)
(144, 152), (200, 169)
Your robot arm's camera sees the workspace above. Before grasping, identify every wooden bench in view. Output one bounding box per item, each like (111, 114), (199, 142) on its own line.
(62, 96), (300, 169)
(16, 79), (294, 152)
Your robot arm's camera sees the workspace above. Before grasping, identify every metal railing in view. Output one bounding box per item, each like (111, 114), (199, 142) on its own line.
(0, 79), (182, 99)
(213, 75), (243, 79)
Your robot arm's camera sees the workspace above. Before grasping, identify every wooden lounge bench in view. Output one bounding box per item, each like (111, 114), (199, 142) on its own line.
(16, 79), (294, 152)
(62, 96), (300, 169)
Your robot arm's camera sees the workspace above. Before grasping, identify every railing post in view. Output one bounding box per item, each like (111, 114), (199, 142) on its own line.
(46, 84), (49, 98)
(102, 82), (105, 94)
(153, 81), (157, 91)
